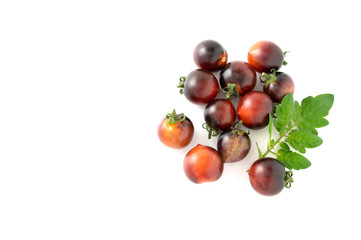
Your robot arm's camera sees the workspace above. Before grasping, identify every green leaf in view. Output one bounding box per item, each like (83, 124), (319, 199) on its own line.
(275, 93), (294, 134)
(298, 121), (318, 135)
(276, 149), (292, 169)
(267, 114), (273, 149)
(277, 149), (312, 170)
(300, 94), (334, 129)
(268, 114), (273, 138)
(293, 101), (301, 123)
(307, 117), (329, 128)
(256, 142), (263, 158)
(280, 142), (290, 151)
(286, 129), (323, 153)
(273, 118), (281, 132)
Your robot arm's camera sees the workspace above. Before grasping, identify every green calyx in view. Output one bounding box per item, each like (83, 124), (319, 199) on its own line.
(260, 69), (277, 86)
(202, 123), (219, 139)
(285, 170), (294, 188)
(177, 76), (186, 94)
(222, 83), (239, 101)
(231, 121), (248, 135)
(283, 51), (290, 66)
(166, 109), (186, 124)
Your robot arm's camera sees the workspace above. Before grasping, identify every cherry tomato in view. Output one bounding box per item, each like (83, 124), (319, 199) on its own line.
(158, 109), (194, 149)
(193, 40), (228, 71)
(237, 91), (274, 129)
(248, 41), (284, 73)
(248, 157), (286, 196)
(217, 126), (251, 163)
(180, 69), (219, 105)
(263, 72), (295, 103)
(183, 144), (223, 184)
(220, 61), (256, 95)
(204, 99), (236, 132)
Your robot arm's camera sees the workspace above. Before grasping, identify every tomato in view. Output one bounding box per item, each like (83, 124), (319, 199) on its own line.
(248, 41), (284, 73)
(263, 72), (295, 103)
(158, 110), (194, 149)
(183, 144), (223, 184)
(193, 40), (228, 71)
(217, 126), (251, 163)
(179, 69), (219, 105)
(248, 157), (286, 196)
(219, 61), (256, 96)
(203, 99), (236, 138)
(237, 91), (274, 129)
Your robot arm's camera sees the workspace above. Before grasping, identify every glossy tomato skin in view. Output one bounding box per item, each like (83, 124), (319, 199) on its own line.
(248, 41), (284, 73)
(193, 40), (228, 71)
(184, 69), (219, 105)
(237, 91), (274, 130)
(249, 157), (286, 196)
(219, 61), (257, 96)
(183, 144), (223, 184)
(217, 130), (251, 163)
(204, 99), (236, 131)
(264, 72), (295, 103)
(158, 117), (194, 149)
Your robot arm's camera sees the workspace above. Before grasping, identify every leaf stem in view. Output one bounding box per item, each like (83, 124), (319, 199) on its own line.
(261, 122), (296, 158)
(269, 151), (279, 156)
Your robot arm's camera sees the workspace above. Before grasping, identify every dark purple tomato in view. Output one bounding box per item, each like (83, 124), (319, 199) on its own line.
(237, 91), (274, 130)
(217, 130), (251, 163)
(193, 40), (228, 71)
(183, 144), (224, 184)
(220, 61), (257, 96)
(183, 69), (219, 105)
(248, 41), (284, 73)
(264, 72), (295, 103)
(204, 99), (236, 131)
(248, 157), (286, 196)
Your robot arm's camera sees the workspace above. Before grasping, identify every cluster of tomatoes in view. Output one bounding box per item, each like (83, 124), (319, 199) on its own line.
(158, 40), (295, 196)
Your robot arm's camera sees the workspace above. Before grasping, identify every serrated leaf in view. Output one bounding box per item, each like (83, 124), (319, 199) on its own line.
(277, 150), (312, 170)
(280, 142), (290, 151)
(300, 94), (334, 128)
(273, 118), (281, 132)
(275, 93), (294, 134)
(286, 129), (323, 153)
(298, 121), (318, 135)
(307, 117), (329, 128)
(293, 101), (301, 123)
(276, 149), (292, 169)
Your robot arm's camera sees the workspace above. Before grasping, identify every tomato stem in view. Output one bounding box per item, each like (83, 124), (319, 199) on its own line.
(177, 76), (186, 94)
(166, 109), (186, 124)
(261, 122), (297, 158)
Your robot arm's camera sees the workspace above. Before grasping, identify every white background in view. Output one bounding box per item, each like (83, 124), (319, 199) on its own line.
(1, 0), (360, 239)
